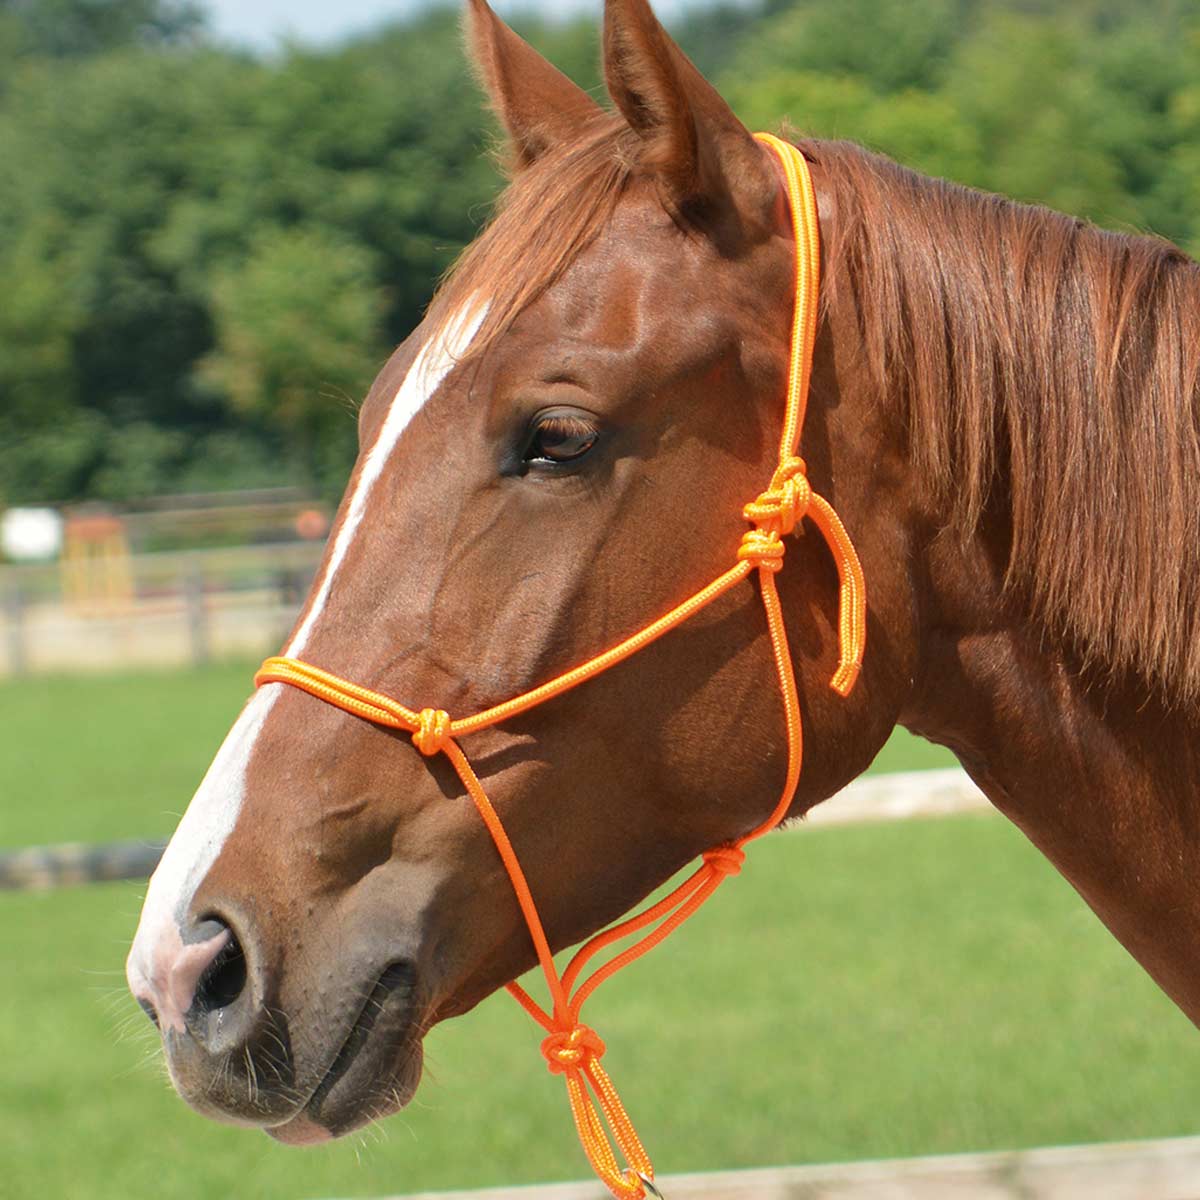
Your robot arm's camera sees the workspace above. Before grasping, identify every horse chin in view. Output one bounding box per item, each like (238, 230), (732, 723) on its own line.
(265, 1034), (422, 1144)
(267, 963), (427, 1143)
(265, 1114), (335, 1146)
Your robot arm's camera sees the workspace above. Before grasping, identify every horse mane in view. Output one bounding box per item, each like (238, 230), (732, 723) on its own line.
(433, 121), (1200, 705)
(810, 138), (1200, 706)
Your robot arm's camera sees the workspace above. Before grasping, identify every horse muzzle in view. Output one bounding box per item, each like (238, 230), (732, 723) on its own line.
(128, 903), (427, 1139)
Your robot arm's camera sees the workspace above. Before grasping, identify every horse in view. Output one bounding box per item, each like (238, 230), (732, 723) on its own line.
(126, 0), (1200, 1189)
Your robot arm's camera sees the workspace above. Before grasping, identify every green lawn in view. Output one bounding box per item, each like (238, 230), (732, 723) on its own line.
(1, 662), (265, 848)
(7, 665), (1196, 1200)
(5, 817), (1200, 1200)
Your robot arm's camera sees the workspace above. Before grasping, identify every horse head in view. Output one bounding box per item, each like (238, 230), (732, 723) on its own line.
(127, 0), (917, 1149)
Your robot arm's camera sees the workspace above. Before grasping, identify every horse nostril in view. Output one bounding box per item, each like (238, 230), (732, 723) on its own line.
(192, 927), (247, 1015)
(138, 997), (160, 1028)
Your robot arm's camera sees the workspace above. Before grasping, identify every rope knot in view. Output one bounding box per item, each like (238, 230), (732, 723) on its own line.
(541, 1025), (606, 1076)
(742, 457), (811, 537)
(737, 528), (786, 572)
(703, 843), (746, 878)
(412, 708), (451, 756)
(774, 471), (812, 536)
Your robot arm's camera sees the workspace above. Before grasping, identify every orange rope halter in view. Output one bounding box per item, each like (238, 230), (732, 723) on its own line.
(255, 133), (866, 1200)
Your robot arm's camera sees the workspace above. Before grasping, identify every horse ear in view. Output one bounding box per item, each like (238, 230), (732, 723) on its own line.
(602, 0), (775, 230)
(466, 0), (605, 169)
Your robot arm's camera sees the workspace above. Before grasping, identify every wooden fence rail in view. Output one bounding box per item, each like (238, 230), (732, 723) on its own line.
(0, 540), (324, 676)
(353, 1136), (1200, 1200)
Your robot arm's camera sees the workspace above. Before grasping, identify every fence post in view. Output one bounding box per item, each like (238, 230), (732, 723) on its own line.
(4, 584), (26, 677)
(184, 563), (210, 667)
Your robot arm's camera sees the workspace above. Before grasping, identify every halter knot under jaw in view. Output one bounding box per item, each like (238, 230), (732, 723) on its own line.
(413, 708), (452, 756)
(702, 844), (745, 877)
(541, 1025), (606, 1074)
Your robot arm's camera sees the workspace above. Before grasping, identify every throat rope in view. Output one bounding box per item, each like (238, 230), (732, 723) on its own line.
(255, 133), (866, 1200)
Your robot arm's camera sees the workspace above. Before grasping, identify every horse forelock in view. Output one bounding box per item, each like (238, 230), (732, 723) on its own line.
(426, 115), (640, 360)
(812, 138), (1200, 706)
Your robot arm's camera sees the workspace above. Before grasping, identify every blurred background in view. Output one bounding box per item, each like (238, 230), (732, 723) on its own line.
(3, 1), (1200, 1197)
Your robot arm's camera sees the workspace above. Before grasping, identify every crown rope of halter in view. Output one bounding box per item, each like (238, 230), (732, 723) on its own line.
(255, 133), (866, 1200)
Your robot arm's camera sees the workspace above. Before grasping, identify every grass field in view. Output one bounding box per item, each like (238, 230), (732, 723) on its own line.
(4, 665), (1199, 1200)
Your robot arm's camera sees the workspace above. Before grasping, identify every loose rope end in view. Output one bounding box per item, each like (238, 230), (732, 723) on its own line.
(542, 1024), (654, 1200)
(804, 492), (867, 702)
(829, 661), (861, 697)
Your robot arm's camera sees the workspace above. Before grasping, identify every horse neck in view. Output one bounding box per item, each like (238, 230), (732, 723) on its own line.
(896, 428), (1200, 1026)
(811, 149), (1200, 1023)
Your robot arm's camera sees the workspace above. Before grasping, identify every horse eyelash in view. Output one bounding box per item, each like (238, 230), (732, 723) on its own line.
(533, 414), (598, 442)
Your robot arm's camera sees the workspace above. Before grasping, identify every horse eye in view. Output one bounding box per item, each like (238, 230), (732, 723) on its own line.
(525, 414), (599, 466)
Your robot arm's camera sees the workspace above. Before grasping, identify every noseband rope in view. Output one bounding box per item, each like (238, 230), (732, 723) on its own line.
(255, 133), (866, 1200)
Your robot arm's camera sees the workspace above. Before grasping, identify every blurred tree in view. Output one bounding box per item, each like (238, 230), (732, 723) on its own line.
(2, 0), (1200, 507)
(720, 0), (1200, 243)
(672, 1), (768, 77)
(725, 70), (983, 184)
(1080, 8), (1200, 246)
(0, 0), (203, 57)
(0, 48), (249, 463)
(514, 11), (605, 95)
(1163, 69), (1200, 257)
(0, 8), (502, 501)
(940, 12), (1143, 226)
(0, 217), (83, 423)
(200, 226), (386, 490)
(732, 0), (967, 94)
(944, 7), (1200, 236)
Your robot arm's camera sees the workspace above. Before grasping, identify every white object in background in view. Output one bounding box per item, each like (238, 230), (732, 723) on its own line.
(806, 767), (989, 826)
(0, 507), (64, 562)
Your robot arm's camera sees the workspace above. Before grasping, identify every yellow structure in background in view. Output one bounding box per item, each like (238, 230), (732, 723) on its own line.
(60, 511), (134, 616)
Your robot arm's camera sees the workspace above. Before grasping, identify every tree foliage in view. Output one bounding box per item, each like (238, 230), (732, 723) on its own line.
(200, 226), (385, 485)
(0, 0), (202, 58)
(2, 0), (1199, 505)
(722, 0), (1200, 240)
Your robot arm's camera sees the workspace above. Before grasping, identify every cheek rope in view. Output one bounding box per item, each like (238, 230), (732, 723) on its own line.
(255, 133), (865, 1200)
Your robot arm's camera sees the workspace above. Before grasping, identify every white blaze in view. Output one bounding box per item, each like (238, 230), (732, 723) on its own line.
(286, 300), (489, 657)
(127, 299), (489, 980)
(126, 687), (278, 999)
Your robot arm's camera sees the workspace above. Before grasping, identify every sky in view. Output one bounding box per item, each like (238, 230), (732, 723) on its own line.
(201, 0), (694, 50)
